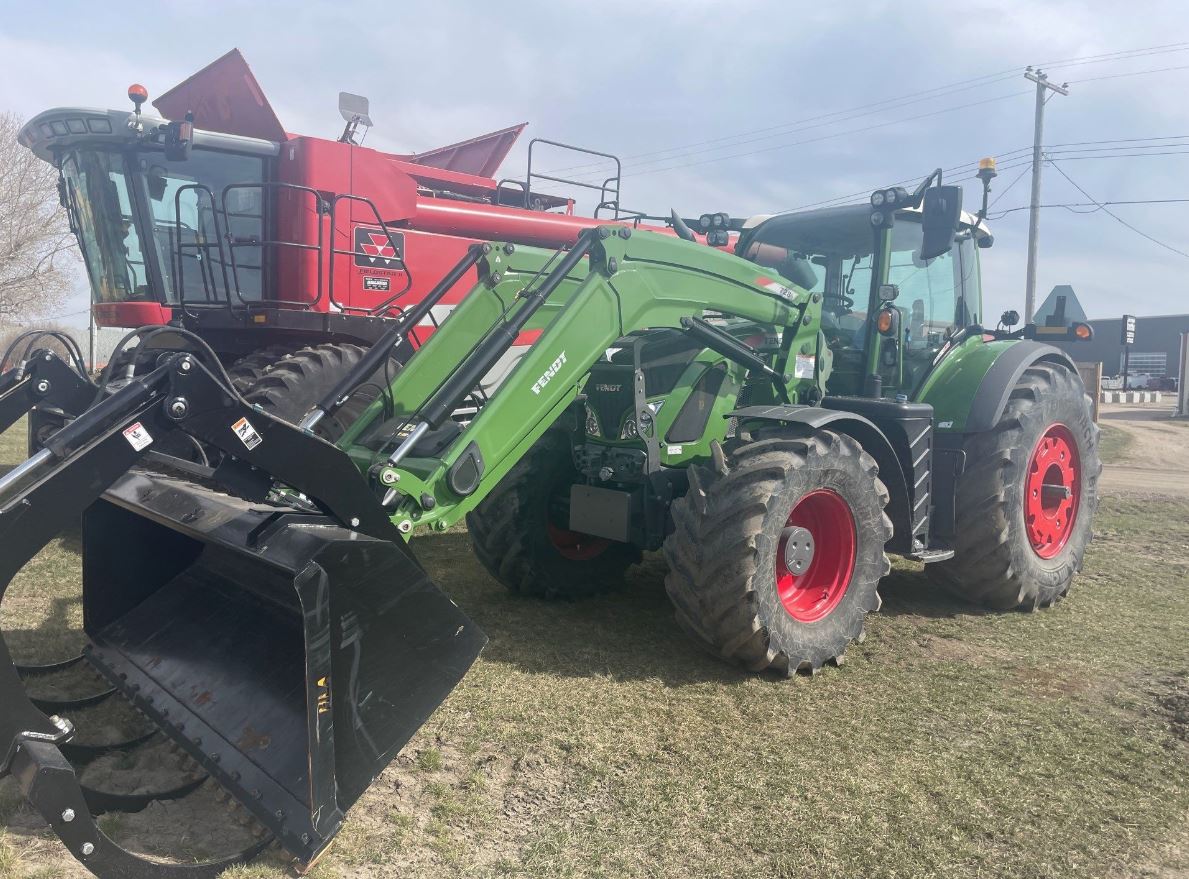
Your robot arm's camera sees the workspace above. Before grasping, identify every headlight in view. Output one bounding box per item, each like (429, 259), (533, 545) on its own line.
(619, 417), (638, 440)
(585, 404), (601, 437)
(638, 408), (655, 437)
(870, 190), (885, 208)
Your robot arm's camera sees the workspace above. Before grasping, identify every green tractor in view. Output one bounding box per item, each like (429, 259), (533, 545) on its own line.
(0, 168), (1099, 876)
(465, 173), (1100, 671)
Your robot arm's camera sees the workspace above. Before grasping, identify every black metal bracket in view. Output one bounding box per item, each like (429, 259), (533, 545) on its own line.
(0, 350), (95, 436)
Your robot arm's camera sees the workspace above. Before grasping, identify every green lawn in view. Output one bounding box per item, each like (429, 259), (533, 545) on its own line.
(0, 419), (1186, 879)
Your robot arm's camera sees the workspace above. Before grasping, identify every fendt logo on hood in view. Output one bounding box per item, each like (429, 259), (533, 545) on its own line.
(354, 227), (405, 268)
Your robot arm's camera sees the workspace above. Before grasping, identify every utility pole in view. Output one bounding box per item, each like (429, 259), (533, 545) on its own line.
(1023, 68), (1069, 324)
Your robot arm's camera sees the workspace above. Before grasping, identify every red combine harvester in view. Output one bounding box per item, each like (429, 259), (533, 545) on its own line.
(17, 50), (713, 428)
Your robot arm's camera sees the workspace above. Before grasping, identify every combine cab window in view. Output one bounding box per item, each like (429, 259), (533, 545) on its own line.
(61, 148), (266, 308)
(139, 151), (266, 303)
(61, 152), (152, 303)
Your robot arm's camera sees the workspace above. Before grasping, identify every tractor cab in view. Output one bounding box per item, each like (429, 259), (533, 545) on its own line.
(738, 200), (991, 398)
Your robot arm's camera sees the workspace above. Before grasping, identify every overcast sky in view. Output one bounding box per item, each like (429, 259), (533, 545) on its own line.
(3, 0), (1188, 326)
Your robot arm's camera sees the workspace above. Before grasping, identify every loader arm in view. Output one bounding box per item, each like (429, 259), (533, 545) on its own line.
(354, 226), (821, 533)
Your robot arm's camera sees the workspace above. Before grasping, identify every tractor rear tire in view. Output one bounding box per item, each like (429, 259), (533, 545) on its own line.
(928, 361), (1101, 610)
(242, 342), (397, 444)
(466, 428), (642, 599)
(663, 430), (891, 675)
(225, 345), (295, 394)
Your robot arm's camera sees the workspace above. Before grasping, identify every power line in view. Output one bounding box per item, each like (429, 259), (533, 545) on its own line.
(1047, 160), (1189, 259)
(988, 197), (1189, 218)
(1067, 63), (1189, 83)
(540, 42), (1189, 178)
(776, 134), (1189, 215)
(614, 91), (1032, 181)
(988, 163), (1033, 208)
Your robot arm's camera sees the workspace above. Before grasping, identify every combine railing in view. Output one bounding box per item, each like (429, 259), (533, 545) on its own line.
(171, 182), (412, 319)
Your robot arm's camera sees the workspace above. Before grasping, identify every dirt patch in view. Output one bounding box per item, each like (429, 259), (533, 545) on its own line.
(1099, 405), (1189, 498)
(21, 662), (112, 703)
(63, 696), (154, 748)
(101, 780), (267, 863)
(1151, 672), (1189, 742)
(332, 735), (569, 876)
(79, 738), (203, 797)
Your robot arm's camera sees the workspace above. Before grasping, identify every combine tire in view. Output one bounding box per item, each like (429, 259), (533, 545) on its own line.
(242, 342), (397, 444)
(466, 428), (642, 598)
(928, 361), (1100, 610)
(225, 344), (295, 393)
(663, 430), (891, 675)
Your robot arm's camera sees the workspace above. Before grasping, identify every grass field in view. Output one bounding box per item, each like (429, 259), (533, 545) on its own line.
(0, 418), (1186, 879)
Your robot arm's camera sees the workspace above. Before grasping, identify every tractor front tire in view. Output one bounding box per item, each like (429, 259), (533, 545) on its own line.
(928, 361), (1101, 610)
(663, 430), (891, 675)
(466, 429), (642, 599)
(242, 342), (396, 444)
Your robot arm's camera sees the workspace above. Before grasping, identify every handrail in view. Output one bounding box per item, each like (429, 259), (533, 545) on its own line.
(327, 193), (414, 316)
(525, 138), (622, 219)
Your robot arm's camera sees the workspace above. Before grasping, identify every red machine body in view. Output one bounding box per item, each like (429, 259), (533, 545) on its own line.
(20, 49), (722, 361)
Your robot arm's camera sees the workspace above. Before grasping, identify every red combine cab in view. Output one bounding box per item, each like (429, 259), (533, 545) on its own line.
(18, 49), (675, 368)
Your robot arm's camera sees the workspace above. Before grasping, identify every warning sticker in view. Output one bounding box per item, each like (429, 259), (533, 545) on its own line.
(231, 416), (263, 451)
(794, 354), (816, 379)
(122, 422), (153, 451)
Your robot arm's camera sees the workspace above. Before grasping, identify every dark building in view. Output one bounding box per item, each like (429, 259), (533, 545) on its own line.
(1052, 312), (1189, 380)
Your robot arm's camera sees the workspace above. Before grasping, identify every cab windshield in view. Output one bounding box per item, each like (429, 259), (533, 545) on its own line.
(752, 206), (980, 393)
(61, 148), (266, 306)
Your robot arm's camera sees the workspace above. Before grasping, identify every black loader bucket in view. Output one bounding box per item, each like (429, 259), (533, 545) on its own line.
(1, 458), (484, 877)
(0, 351), (486, 877)
(78, 470), (486, 865)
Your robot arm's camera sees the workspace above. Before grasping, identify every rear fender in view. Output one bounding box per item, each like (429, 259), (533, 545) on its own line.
(919, 338), (1079, 434)
(963, 342), (1079, 433)
(730, 405), (912, 552)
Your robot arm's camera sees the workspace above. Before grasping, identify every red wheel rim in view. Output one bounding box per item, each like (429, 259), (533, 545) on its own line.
(1025, 424), (1081, 558)
(546, 522), (612, 561)
(775, 489), (857, 623)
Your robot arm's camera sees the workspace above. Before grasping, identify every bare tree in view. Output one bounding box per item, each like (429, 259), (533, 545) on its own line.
(0, 112), (78, 323)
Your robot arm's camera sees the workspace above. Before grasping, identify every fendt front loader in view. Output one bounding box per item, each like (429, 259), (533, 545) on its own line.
(0, 155), (1099, 873)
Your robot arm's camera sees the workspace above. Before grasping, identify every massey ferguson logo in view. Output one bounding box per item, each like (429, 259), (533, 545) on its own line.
(354, 227), (404, 268)
(531, 351), (567, 395)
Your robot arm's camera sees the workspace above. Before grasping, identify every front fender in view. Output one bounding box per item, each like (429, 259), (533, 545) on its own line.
(729, 404), (914, 552)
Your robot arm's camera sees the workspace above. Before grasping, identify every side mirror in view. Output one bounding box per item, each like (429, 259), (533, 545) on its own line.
(784, 255), (819, 291)
(919, 185), (963, 262)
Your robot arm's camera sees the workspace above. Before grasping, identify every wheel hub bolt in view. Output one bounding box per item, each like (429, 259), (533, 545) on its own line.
(81, 842), (94, 856)
(61, 808), (75, 823)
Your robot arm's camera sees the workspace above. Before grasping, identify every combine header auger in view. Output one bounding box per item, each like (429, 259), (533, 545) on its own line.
(2, 142), (1102, 873)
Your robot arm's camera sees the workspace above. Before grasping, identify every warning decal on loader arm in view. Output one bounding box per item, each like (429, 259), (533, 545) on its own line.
(232, 416), (264, 450)
(122, 422), (154, 451)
